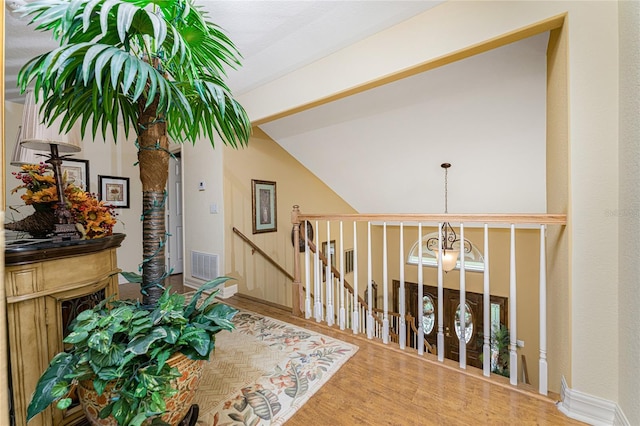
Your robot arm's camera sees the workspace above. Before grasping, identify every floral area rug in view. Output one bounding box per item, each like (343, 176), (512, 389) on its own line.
(195, 309), (359, 426)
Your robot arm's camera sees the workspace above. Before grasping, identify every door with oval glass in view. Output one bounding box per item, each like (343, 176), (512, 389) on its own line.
(444, 289), (482, 367)
(393, 280), (507, 370)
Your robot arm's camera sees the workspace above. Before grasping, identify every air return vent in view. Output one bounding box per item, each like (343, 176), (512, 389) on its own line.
(191, 251), (219, 281)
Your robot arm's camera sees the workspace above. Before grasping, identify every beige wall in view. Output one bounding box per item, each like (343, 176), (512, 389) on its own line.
(545, 20), (572, 398)
(181, 138), (225, 289)
(237, 0), (623, 415)
(222, 128), (356, 306)
(618, 1), (640, 424)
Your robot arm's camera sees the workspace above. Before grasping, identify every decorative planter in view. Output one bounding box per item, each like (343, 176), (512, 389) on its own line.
(78, 352), (205, 425)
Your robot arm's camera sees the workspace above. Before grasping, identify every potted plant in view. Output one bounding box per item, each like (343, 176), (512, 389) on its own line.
(478, 323), (512, 377)
(16, 0), (251, 424)
(27, 277), (237, 425)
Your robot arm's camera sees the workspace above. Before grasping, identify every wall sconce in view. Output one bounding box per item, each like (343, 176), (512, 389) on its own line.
(19, 89), (82, 241)
(426, 163), (471, 272)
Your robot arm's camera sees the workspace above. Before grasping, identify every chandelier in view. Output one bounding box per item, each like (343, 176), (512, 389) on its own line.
(426, 163), (471, 272)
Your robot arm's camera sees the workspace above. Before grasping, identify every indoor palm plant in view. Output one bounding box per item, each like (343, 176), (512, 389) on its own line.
(17, 0), (251, 424)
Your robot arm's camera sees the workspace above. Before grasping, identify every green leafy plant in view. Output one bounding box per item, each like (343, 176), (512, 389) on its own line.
(27, 277), (238, 425)
(478, 324), (513, 377)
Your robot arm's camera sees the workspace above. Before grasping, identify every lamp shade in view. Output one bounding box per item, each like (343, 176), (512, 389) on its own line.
(19, 90), (81, 153)
(10, 125), (49, 166)
(433, 247), (460, 272)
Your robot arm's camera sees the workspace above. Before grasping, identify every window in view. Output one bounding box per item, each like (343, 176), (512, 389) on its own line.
(422, 295), (435, 334)
(454, 302), (474, 344)
(406, 232), (485, 272)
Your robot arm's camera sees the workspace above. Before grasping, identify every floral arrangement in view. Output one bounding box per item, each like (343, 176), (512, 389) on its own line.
(11, 163), (117, 239)
(12, 163), (57, 205)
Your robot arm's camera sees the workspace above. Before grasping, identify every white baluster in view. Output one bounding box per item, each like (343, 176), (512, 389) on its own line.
(437, 223), (444, 362)
(367, 222), (374, 339)
(352, 222), (359, 334)
(417, 223), (424, 355)
(459, 223), (466, 369)
(314, 220), (322, 323)
(483, 224), (491, 377)
(339, 221), (346, 330)
(305, 221), (312, 319)
(509, 224), (518, 386)
(399, 222), (406, 350)
(326, 221), (334, 326)
(382, 222), (389, 344)
(539, 224), (548, 395)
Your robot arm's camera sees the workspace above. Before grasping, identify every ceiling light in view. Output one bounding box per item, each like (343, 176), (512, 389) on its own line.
(426, 162), (471, 272)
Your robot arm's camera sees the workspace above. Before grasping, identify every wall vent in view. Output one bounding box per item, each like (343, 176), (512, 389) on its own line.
(191, 251), (219, 281)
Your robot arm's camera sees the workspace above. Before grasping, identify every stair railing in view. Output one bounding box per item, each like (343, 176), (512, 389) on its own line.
(233, 226), (383, 336)
(291, 205), (566, 396)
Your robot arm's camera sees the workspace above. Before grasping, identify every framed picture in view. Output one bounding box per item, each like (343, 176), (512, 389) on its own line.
(98, 175), (130, 208)
(61, 158), (90, 191)
(252, 179), (277, 234)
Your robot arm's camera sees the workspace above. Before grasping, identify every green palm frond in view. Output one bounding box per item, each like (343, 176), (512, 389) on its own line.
(16, 0), (250, 146)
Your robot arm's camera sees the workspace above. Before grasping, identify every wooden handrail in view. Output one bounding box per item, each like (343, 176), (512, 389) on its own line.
(294, 213), (566, 225)
(232, 226), (377, 325)
(232, 227), (295, 281)
(407, 314), (436, 355)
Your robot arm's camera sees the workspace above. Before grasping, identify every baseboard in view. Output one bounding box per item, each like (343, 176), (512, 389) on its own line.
(557, 377), (630, 425)
(217, 284), (238, 299)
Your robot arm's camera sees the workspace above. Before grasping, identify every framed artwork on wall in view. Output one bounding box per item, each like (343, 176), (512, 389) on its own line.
(98, 175), (130, 208)
(61, 158), (90, 191)
(252, 179), (277, 234)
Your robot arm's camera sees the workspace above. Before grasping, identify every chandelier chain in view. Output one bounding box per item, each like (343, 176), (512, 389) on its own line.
(444, 165), (448, 214)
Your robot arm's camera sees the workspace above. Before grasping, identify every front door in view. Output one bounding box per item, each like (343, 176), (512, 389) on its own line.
(444, 289), (482, 368)
(393, 280), (507, 370)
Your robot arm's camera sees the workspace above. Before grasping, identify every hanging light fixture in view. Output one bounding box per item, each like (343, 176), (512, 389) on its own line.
(426, 163), (471, 272)
(19, 89), (82, 241)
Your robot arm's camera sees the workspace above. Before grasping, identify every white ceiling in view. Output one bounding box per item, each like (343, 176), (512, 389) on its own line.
(4, 0), (444, 101)
(260, 32), (550, 214)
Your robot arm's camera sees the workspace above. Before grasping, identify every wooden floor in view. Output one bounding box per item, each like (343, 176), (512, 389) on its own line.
(119, 279), (585, 426)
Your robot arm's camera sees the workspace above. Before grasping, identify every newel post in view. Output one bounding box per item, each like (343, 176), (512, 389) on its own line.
(291, 205), (303, 316)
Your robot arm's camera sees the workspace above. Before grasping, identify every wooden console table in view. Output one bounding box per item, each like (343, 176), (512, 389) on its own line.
(5, 234), (125, 426)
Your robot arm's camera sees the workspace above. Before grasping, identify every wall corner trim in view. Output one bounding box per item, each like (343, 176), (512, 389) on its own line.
(217, 284), (238, 299)
(557, 377), (630, 426)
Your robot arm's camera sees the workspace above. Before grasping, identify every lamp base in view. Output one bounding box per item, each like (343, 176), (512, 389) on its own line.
(52, 223), (81, 242)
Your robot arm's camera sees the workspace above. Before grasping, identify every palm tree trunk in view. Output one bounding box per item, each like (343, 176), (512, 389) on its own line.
(137, 96), (169, 306)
